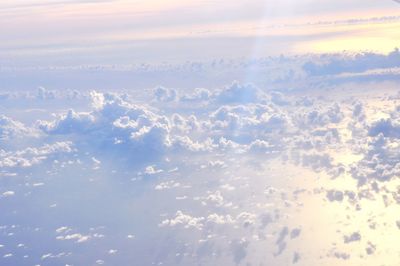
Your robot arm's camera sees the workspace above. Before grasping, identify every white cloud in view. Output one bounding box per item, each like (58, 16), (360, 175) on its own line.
(0, 142), (74, 169)
(352, 133), (400, 184)
(2, 191), (15, 197)
(57, 233), (91, 243)
(216, 82), (262, 104)
(0, 115), (37, 141)
(153, 86), (178, 102)
(160, 211), (205, 230)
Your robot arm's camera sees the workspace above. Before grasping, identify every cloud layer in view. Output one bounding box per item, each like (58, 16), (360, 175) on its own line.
(1, 77), (400, 265)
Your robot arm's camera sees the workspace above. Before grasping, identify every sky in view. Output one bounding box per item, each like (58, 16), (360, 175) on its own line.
(1, 0), (400, 67)
(1, 2), (400, 265)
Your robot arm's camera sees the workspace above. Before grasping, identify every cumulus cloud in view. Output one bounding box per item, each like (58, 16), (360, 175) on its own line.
(39, 109), (96, 135)
(0, 115), (37, 141)
(216, 82), (262, 104)
(352, 133), (400, 184)
(37, 87), (56, 100)
(369, 118), (400, 138)
(160, 211), (205, 230)
(180, 88), (211, 103)
(38, 91), (218, 166)
(0, 142), (74, 169)
(31, 86), (297, 170)
(153, 86), (178, 102)
(295, 103), (344, 128)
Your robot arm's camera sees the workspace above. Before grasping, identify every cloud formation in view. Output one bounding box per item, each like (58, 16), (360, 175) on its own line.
(0, 78), (399, 265)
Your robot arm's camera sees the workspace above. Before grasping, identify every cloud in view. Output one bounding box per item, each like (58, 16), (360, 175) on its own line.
(153, 86), (178, 102)
(326, 190), (344, 202)
(303, 49), (400, 76)
(180, 88), (211, 103)
(216, 82), (262, 104)
(368, 118), (400, 138)
(366, 242), (376, 255)
(1, 78), (399, 265)
(333, 251), (350, 260)
(352, 133), (400, 184)
(38, 92), (178, 165)
(292, 252), (301, 264)
(2, 191), (15, 197)
(39, 109), (96, 135)
(344, 232), (361, 244)
(37, 87), (56, 100)
(270, 91), (290, 106)
(295, 103), (344, 128)
(0, 141), (74, 169)
(230, 238), (248, 264)
(0, 115), (37, 141)
(56, 233), (91, 243)
(159, 211), (205, 230)
(34, 86), (295, 170)
(274, 226), (289, 256)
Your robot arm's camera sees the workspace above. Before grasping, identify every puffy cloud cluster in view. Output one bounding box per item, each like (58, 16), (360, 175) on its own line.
(294, 103), (344, 128)
(352, 133), (400, 184)
(38, 92), (213, 165)
(0, 141), (74, 169)
(31, 85), (296, 168)
(0, 82), (358, 183)
(369, 117), (400, 138)
(352, 105), (400, 184)
(0, 115), (37, 142)
(215, 82), (261, 104)
(153, 86), (178, 102)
